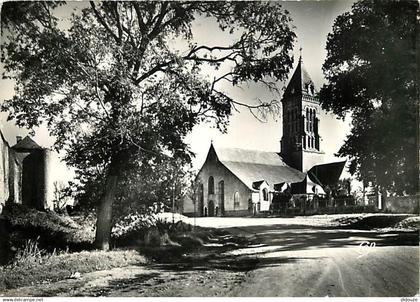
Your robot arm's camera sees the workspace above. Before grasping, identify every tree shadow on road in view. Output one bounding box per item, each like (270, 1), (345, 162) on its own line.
(78, 222), (419, 297)
(82, 254), (324, 297)
(223, 224), (419, 254)
(136, 222), (418, 275)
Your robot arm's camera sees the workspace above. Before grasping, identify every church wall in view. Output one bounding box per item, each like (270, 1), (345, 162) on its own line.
(302, 150), (324, 173)
(287, 150), (303, 172)
(257, 181), (271, 212)
(196, 159), (252, 216)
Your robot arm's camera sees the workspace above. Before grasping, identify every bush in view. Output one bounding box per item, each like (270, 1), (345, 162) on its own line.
(0, 203), (95, 264)
(112, 212), (155, 237)
(111, 211), (193, 247)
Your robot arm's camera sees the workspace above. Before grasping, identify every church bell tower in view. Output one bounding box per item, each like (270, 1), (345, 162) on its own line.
(280, 56), (325, 193)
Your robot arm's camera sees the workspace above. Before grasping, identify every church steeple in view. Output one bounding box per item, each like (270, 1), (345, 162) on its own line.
(283, 56), (317, 98)
(280, 56), (324, 179)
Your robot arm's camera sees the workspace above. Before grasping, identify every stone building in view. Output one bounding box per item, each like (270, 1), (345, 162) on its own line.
(0, 130), (14, 209)
(0, 130), (53, 212)
(184, 144), (305, 217)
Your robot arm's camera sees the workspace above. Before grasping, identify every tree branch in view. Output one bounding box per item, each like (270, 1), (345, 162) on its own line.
(111, 2), (123, 43)
(90, 2), (120, 44)
(132, 2), (148, 35)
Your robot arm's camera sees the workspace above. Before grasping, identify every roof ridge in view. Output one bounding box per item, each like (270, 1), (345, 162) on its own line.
(222, 160), (284, 165)
(216, 146), (279, 154)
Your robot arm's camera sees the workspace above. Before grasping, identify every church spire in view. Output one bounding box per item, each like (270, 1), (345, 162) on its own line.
(299, 47), (303, 63)
(283, 54), (316, 98)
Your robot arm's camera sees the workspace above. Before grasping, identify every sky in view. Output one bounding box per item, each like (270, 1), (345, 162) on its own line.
(0, 0), (355, 183)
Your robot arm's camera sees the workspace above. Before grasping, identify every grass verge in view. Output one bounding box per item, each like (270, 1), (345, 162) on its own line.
(0, 248), (147, 292)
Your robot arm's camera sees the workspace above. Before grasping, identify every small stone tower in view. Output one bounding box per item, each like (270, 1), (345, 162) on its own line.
(280, 56), (325, 193)
(12, 136), (53, 210)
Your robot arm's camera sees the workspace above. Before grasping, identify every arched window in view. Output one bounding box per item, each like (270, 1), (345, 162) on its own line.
(306, 109), (309, 131)
(234, 192), (240, 209)
(208, 176), (214, 194)
(310, 109), (314, 132)
(262, 188), (269, 201)
(218, 180), (225, 214)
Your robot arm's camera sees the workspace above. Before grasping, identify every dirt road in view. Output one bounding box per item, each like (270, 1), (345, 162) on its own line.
(3, 217), (419, 297)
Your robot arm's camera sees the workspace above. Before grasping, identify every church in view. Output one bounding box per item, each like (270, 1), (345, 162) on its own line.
(182, 58), (346, 217)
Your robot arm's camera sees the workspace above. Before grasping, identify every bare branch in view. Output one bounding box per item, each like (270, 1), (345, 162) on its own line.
(212, 89), (276, 121)
(248, 107), (268, 123)
(211, 72), (234, 91)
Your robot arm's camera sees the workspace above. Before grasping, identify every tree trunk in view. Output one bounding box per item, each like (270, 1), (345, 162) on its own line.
(94, 160), (120, 251)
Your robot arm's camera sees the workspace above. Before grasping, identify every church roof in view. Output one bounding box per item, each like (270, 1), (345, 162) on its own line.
(12, 136), (43, 150)
(307, 161), (346, 188)
(215, 147), (286, 166)
(283, 57), (317, 97)
(252, 180), (266, 190)
(208, 144), (306, 191)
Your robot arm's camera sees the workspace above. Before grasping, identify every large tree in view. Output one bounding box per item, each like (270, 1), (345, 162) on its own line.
(1, 1), (296, 250)
(319, 0), (418, 195)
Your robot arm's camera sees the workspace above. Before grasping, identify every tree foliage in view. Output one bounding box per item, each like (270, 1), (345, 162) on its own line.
(319, 0), (418, 195)
(1, 1), (296, 249)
